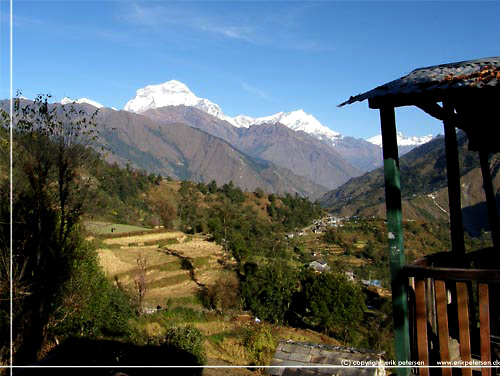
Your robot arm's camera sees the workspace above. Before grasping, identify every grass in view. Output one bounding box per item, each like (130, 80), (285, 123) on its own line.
(158, 238), (179, 247)
(148, 273), (191, 289)
(85, 221), (152, 235)
(154, 260), (182, 272)
(193, 257), (210, 268)
(162, 306), (208, 323)
(209, 330), (242, 345)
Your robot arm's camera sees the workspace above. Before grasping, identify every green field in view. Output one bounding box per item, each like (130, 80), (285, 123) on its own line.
(84, 221), (152, 235)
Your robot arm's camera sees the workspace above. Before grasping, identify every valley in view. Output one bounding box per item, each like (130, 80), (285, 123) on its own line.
(2, 93), (496, 373)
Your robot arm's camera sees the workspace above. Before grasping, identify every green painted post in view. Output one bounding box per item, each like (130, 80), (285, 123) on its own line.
(380, 107), (411, 376)
(443, 101), (465, 254)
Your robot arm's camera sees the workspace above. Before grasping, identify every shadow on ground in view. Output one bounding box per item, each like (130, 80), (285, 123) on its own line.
(13, 337), (203, 376)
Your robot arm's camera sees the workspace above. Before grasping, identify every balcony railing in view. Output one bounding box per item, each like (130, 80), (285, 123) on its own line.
(404, 248), (500, 376)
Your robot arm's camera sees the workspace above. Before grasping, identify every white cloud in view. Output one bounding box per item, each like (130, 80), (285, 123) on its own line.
(240, 81), (271, 101)
(120, 2), (329, 51)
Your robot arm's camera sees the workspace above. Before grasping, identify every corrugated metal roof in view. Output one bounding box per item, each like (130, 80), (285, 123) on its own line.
(339, 56), (500, 108)
(267, 340), (385, 376)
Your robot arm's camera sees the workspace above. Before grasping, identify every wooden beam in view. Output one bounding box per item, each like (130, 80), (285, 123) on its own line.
(479, 151), (500, 249)
(416, 102), (446, 121)
(443, 101), (465, 254)
(380, 106), (410, 376)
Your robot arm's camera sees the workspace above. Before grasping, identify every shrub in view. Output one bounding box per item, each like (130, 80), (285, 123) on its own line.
(52, 242), (134, 338)
(164, 326), (206, 365)
(199, 272), (241, 314)
(244, 326), (278, 366)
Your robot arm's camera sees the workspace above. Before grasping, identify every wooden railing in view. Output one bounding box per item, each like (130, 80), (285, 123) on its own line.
(404, 248), (500, 376)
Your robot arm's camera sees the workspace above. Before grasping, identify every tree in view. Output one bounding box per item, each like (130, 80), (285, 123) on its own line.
(196, 182), (208, 194)
(134, 253), (149, 314)
(147, 185), (178, 229)
(241, 260), (298, 324)
(208, 180), (218, 194)
(200, 271), (241, 314)
(1, 94), (100, 364)
(254, 187), (265, 199)
(178, 181), (200, 232)
(292, 269), (365, 342)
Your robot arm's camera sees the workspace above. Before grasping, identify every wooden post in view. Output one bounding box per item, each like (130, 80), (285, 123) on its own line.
(478, 283), (491, 376)
(479, 151), (500, 249)
(443, 101), (465, 254)
(415, 279), (429, 375)
(380, 106), (411, 375)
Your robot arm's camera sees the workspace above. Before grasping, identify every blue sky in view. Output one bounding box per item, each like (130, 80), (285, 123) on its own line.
(1, 1), (499, 139)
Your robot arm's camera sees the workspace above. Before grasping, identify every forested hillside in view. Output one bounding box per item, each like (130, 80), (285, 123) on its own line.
(320, 132), (499, 235)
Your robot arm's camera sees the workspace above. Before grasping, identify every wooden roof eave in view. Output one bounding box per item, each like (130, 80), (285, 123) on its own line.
(366, 85), (500, 110)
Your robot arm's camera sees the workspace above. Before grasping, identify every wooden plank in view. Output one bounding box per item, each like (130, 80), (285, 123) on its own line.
(478, 283), (491, 376)
(415, 278), (429, 376)
(435, 280), (452, 376)
(404, 264), (500, 283)
(443, 101), (465, 255)
(456, 282), (472, 376)
(379, 106), (410, 376)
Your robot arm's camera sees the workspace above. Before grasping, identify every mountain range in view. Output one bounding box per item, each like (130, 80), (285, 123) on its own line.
(319, 132), (498, 235)
(119, 80), (433, 176)
(5, 81), (435, 200)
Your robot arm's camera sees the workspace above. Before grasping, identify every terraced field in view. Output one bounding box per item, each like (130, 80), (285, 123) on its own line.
(84, 221), (153, 235)
(96, 230), (226, 308)
(93, 225), (344, 369)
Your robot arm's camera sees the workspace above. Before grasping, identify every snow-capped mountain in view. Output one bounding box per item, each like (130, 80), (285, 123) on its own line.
(124, 80), (341, 144)
(230, 110), (341, 143)
(367, 132), (433, 148)
(60, 97), (104, 108)
(124, 80), (232, 122)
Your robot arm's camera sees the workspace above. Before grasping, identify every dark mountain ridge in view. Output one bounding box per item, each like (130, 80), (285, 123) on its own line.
(319, 132), (498, 235)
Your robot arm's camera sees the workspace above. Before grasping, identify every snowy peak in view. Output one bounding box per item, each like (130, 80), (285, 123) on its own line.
(124, 80), (230, 121)
(367, 132), (433, 147)
(269, 110), (341, 141)
(60, 97), (104, 108)
(124, 80), (341, 144)
(230, 109), (341, 143)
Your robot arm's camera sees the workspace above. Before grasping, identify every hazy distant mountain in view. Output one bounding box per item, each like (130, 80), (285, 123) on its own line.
(230, 109), (342, 146)
(366, 132), (434, 148)
(3, 99), (328, 198)
(59, 97), (105, 108)
(55, 81), (434, 175)
(140, 105), (361, 189)
(340, 132), (436, 171)
(98, 107), (330, 198)
(124, 80), (437, 173)
(142, 105), (240, 146)
(125, 80), (341, 145)
(234, 122), (361, 190)
(319, 132), (497, 235)
(332, 136), (383, 172)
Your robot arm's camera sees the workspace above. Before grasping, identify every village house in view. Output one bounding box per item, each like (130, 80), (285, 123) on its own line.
(309, 260), (330, 273)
